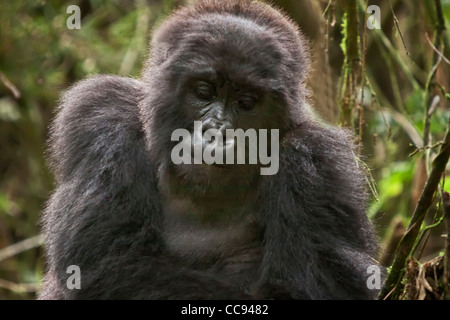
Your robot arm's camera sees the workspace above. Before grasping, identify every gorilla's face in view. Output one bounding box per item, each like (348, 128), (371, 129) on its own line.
(141, 13), (294, 196)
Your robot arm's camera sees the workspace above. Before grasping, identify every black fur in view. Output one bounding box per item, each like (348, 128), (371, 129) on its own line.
(39, 0), (380, 300)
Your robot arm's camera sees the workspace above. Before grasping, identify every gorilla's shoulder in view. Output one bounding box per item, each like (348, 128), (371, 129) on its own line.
(48, 75), (148, 183)
(58, 75), (144, 120)
(285, 120), (356, 157)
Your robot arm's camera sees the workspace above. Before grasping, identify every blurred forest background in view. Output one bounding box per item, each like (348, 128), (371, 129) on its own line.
(0, 0), (449, 300)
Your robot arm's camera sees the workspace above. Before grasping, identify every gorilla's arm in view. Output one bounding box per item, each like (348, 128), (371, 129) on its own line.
(257, 122), (379, 300)
(39, 76), (248, 299)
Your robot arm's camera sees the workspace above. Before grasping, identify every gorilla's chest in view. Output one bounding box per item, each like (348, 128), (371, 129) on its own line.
(161, 196), (263, 284)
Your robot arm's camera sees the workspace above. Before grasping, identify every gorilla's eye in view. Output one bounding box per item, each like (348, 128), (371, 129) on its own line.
(237, 94), (257, 111)
(194, 82), (215, 100)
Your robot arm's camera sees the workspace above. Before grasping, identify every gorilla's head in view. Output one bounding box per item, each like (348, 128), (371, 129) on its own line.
(139, 0), (311, 197)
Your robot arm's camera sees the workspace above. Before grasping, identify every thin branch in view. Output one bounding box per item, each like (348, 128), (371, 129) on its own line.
(387, 0), (410, 59)
(0, 279), (38, 293)
(322, 0), (333, 17)
(0, 234), (44, 262)
(409, 139), (445, 158)
(382, 109), (423, 149)
(372, 28), (421, 90)
(425, 32), (450, 65)
(0, 71), (21, 99)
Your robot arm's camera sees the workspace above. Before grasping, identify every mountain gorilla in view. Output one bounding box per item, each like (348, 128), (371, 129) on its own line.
(39, 0), (380, 299)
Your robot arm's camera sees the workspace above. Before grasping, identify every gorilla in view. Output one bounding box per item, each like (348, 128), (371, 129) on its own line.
(39, 0), (380, 299)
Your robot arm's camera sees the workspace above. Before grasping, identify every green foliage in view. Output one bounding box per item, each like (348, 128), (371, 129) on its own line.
(0, 0), (448, 300)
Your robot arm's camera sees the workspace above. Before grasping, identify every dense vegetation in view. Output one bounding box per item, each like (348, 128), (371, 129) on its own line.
(0, 0), (449, 300)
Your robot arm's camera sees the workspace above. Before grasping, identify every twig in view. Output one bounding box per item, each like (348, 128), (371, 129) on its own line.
(322, 0), (334, 17)
(0, 279), (38, 293)
(425, 32), (450, 65)
(372, 28), (421, 90)
(0, 234), (44, 262)
(409, 139), (445, 158)
(387, 0), (410, 59)
(0, 71), (21, 99)
(382, 109), (423, 149)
